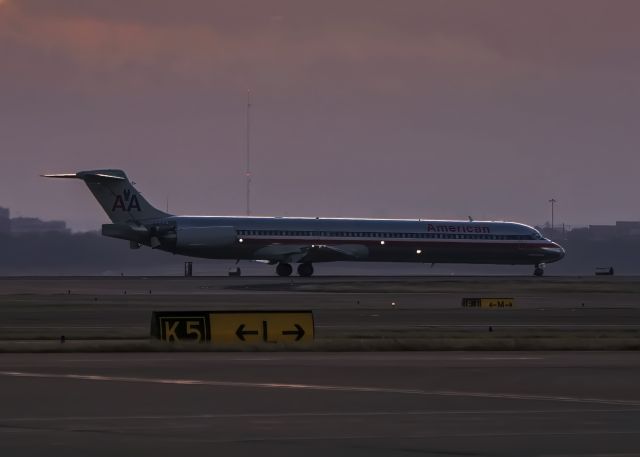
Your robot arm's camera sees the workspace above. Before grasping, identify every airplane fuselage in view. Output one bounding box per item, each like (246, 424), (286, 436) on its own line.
(130, 216), (565, 266)
(45, 169), (565, 277)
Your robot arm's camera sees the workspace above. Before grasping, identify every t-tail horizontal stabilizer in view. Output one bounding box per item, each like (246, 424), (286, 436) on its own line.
(42, 172), (126, 182)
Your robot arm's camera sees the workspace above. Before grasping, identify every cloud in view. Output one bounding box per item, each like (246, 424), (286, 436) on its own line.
(0, 1), (544, 98)
(3, 3), (632, 68)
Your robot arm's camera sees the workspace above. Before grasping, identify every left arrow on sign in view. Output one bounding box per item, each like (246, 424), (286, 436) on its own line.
(282, 324), (305, 341)
(235, 324), (259, 341)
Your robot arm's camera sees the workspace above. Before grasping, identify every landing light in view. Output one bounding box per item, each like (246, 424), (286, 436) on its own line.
(380, 240), (385, 245)
(238, 238), (244, 243)
(416, 249), (422, 254)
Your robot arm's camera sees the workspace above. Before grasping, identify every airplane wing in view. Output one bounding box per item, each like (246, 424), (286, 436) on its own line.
(253, 243), (369, 263)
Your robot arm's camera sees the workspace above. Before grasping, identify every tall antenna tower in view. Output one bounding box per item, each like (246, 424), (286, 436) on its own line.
(245, 90), (252, 216)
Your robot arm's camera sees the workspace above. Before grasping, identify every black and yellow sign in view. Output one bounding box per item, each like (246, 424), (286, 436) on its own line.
(210, 312), (313, 345)
(151, 311), (210, 343)
(461, 298), (514, 308)
(151, 310), (314, 346)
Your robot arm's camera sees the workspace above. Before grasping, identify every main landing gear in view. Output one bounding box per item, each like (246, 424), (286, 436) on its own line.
(297, 262), (314, 277)
(275, 262), (314, 277)
(276, 262), (293, 277)
(533, 263), (545, 277)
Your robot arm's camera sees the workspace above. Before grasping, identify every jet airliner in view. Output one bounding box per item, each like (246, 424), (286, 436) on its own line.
(44, 169), (565, 276)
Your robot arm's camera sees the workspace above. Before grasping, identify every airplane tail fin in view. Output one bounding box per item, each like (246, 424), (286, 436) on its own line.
(43, 169), (170, 224)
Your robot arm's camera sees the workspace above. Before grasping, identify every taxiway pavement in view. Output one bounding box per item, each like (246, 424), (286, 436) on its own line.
(1, 351), (639, 456)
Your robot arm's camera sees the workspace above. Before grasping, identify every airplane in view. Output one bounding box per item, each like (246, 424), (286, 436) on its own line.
(43, 169), (565, 277)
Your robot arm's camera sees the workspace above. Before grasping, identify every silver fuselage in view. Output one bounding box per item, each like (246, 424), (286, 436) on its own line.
(46, 169), (565, 270)
(134, 216), (565, 266)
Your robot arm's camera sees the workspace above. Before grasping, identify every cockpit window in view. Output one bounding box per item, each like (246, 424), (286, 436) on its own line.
(531, 231), (544, 240)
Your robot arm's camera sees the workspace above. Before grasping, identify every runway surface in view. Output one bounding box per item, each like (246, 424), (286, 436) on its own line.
(0, 276), (638, 340)
(1, 351), (640, 456)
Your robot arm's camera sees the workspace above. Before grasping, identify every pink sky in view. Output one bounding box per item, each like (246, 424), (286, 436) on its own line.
(1, 0), (639, 230)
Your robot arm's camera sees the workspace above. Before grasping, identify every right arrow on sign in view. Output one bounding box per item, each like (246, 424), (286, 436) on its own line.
(282, 324), (305, 341)
(235, 324), (259, 341)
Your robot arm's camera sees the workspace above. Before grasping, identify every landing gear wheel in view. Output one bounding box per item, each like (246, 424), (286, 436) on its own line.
(534, 264), (544, 277)
(276, 263), (293, 277)
(297, 262), (314, 277)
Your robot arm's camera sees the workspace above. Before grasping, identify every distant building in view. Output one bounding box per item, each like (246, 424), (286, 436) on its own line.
(538, 224), (567, 241)
(10, 217), (69, 234)
(566, 227), (590, 241)
(0, 207), (9, 234)
(588, 224), (618, 241)
(614, 221), (640, 238)
(584, 221), (640, 241)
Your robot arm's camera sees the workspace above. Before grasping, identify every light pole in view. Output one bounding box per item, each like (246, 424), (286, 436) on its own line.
(245, 89), (252, 216)
(548, 198), (557, 230)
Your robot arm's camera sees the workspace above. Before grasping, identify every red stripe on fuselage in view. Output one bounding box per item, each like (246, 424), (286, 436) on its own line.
(237, 238), (556, 248)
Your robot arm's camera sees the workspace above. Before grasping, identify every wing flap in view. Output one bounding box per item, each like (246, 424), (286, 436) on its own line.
(254, 243), (369, 263)
(298, 244), (369, 263)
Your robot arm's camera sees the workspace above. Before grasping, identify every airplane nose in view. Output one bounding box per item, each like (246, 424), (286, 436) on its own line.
(555, 243), (566, 260)
(548, 242), (565, 262)
(538, 241), (565, 262)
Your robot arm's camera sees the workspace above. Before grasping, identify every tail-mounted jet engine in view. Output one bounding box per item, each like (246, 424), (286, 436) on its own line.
(102, 222), (237, 251)
(148, 223), (177, 249)
(175, 225), (237, 249)
(102, 222), (177, 249)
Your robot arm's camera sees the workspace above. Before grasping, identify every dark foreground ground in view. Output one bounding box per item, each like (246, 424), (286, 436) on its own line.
(1, 351), (639, 456)
(0, 277), (639, 455)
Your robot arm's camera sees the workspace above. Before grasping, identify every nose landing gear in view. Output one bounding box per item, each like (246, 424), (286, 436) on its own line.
(533, 263), (545, 277)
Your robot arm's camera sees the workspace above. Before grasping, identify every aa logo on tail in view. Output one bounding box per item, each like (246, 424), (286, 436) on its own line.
(112, 188), (141, 212)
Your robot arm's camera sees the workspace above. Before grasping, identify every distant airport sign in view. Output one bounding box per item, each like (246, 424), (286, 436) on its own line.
(151, 311), (314, 346)
(461, 298), (514, 309)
